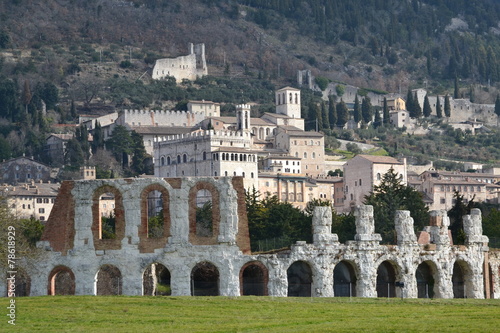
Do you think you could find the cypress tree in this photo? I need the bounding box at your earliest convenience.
[454,76,459,99]
[495,94,500,118]
[328,96,337,129]
[436,96,443,118]
[423,94,432,117]
[373,109,382,128]
[383,97,390,125]
[444,94,451,117]
[413,92,422,118]
[361,97,372,123]
[406,89,414,117]
[353,94,361,123]
[321,101,329,130]
[336,100,348,128]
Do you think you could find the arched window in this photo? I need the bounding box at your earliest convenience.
[203,151,207,160]
[376,261,397,298]
[167,156,171,165]
[177,155,181,164]
[304,152,307,158]
[160,156,165,166]
[183,154,187,163]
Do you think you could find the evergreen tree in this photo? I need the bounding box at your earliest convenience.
[320,101,329,130]
[423,94,432,117]
[106,125,133,168]
[91,121,105,154]
[75,125,90,160]
[454,76,459,99]
[353,94,361,123]
[336,100,348,128]
[406,89,414,116]
[21,79,32,114]
[444,94,451,117]
[383,97,390,125]
[495,94,500,119]
[364,168,429,243]
[131,130,150,175]
[361,97,372,123]
[448,192,474,245]
[436,96,443,118]
[373,109,382,128]
[328,96,337,129]
[70,100,77,119]
[65,138,84,167]
[413,92,422,118]
[469,86,475,103]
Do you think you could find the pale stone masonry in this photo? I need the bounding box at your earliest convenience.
[3,177,498,299]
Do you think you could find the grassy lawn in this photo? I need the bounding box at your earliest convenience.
[5,296,500,332]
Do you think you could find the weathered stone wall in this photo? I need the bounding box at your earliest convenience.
[2,177,498,299]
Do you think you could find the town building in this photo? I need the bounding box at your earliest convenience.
[0,157,57,185]
[0,181,60,221]
[342,155,407,213]
[152,43,207,82]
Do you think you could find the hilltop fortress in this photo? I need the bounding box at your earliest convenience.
[152,43,207,82]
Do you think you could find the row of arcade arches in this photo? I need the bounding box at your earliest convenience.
[8,259,483,298]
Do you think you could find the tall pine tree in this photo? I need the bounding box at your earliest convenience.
[413,92,422,118]
[336,100,348,128]
[328,96,337,129]
[361,97,372,123]
[383,97,390,125]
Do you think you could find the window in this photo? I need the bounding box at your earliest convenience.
[39,208,45,214]
[440,198,445,204]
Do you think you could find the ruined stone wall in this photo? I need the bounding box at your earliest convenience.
[2,177,497,299]
[152,43,207,82]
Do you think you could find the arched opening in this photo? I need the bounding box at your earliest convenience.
[191,262,219,296]
[143,263,171,296]
[452,262,465,298]
[287,261,312,297]
[240,261,268,296]
[334,261,357,297]
[99,192,116,239]
[48,266,75,295]
[96,265,122,295]
[6,268,30,297]
[195,189,213,237]
[416,261,436,298]
[376,261,397,298]
[146,190,164,238]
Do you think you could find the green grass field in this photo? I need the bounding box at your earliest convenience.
[5,296,500,332]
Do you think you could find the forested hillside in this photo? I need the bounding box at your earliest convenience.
[1,0,500,174]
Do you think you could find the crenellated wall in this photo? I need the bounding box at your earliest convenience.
[2,177,497,299]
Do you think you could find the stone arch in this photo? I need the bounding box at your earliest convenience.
[376,261,398,298]
[139,184,171,253]
[452,260,473,298]
[92,185,125,250]
[6,267,30,297]
[143,263,171,296]
[334,260,357,297]
[240,261,268,296]
[287,261,312,297]
[95,264,122,295]
[48,265,75,296]
[191,261,219,296]
[416,260,438,298]
[189,181,220,245]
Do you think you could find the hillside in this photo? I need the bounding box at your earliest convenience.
[2,0,500,171]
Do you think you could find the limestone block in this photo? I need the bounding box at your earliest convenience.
[464,209,489,244]
[354,205,382,242]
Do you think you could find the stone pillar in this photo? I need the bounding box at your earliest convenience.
[170,263,191,296]
[354,205,381,242]
[168,187,190,244]
[312,257,334,297]
[219,259,240,297]
[464,209,489,245]
[394,210,417,246]
[312,206,339,245]
[428,210,451,246]
[267,256,287,297]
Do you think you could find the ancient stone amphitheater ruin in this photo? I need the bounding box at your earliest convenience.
[3,177,499,298]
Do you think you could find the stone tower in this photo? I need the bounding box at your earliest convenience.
[275,87,301,119]
[236,104,251,131]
